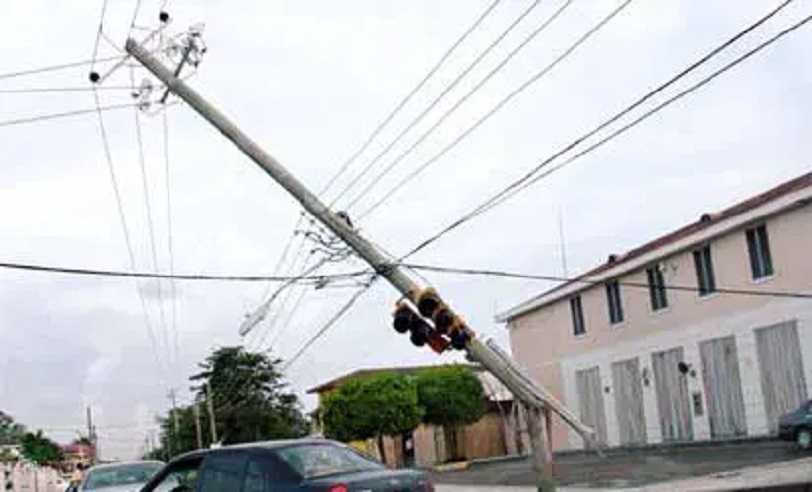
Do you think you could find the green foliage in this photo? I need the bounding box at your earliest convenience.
[321,372,424,444]
[416,365,485,428]
[152,346,309,459]
[0,411,26,446]
[20,430,63,464]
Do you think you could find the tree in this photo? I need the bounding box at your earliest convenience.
[416,365,485,462]
[321,373,424,463]
[0,411,26,446]
[20,430,63,464]
[146,346,308,459]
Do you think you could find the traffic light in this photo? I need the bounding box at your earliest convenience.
[392,302,448,353]
[416,288,471,351]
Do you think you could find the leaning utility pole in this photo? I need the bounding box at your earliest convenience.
[127,38,594,491]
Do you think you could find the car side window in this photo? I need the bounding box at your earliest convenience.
[242,455,296,492]
[242,458,271,492]
[142,457,203,492]
[198,452,248,492]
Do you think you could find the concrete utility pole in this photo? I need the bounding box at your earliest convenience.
[127,38,595,491]
[167,389,180,455]
[85,406,96,465]
[193,401,203,449]
[205,384,217,445]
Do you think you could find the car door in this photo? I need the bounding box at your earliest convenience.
[197,451,249,492]
[141,456,204,492]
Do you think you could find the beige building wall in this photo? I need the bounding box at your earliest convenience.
[506,187,812,451]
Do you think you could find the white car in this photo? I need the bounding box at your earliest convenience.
[78,461,173,492]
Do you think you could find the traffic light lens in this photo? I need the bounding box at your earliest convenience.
[417,294,440,318]
[393,307,414,334]
[435,308,454,333]
[450,330,469,350]
[410,324,429,347]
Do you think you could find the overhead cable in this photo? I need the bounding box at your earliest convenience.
[401,4,808,260]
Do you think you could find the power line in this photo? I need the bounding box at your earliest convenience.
[92,87,167,381]
[0,55,125,81]
[162,103,181,375]
[0,86,135,93]
[283,279,377,371]
[401,4,808,261]
[357,0,633,219]
[402,263,812,299]
[131,66,172,373]
[331,0,530,206]
[344,0,573,212]
[91,0,111,72]
[323,0,502,203]
[0,258,370,282]
[0,101,173,129]
[236,0,506,366]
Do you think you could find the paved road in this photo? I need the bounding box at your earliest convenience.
[432,439,808,489]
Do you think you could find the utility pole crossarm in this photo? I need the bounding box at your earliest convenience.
[126,36,595,488]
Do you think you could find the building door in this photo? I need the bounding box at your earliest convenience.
[652,347,693,441]
[756,320,808,434]
[401,432,416,468]
[700,336,747,438]
[575,366,607,447]
[612,357,647,445]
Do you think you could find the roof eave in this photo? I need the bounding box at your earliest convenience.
[496,182,812,323]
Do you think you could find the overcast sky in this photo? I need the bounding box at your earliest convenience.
[0,0,809,460]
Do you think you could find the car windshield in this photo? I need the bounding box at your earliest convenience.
[276,443,384,479]
[83,463,163,489]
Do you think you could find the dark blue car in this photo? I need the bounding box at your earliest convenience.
[777,399,812,450]
[139,438,434,492]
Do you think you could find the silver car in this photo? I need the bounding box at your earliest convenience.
[78,461,173,492]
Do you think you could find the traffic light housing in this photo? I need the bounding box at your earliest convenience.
[415,288,471,351]
[392,302,448,353]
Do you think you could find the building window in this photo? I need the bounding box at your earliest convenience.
[646,264,668,311]
[693,245,716,296]
[605,280,624,325]
[746,224,773,279]
[570,296,585,336]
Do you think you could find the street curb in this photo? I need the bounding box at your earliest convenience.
[454,437,789,468]
[434,461,471,472]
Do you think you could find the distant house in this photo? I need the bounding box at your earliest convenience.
[307,364,528,467]
[62,442,95,469]
[498,172,812,451]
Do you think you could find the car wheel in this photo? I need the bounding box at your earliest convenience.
[797,428,812,451]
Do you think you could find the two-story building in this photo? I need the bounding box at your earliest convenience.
[497,172,812,451]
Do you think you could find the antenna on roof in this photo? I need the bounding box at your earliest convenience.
[557,208,569,279]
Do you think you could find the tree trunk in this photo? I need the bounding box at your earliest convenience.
[376,435,387,466]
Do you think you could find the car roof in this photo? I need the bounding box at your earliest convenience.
[170,438,339,462]
[87,460,165,471]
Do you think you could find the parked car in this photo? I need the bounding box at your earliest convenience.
[777,399,812,450]
[77,460,167,491]
[140,438,434,492]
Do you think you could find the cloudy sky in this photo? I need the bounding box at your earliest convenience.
[0,0,809,459]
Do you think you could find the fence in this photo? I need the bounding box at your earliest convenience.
[2,463,63,492]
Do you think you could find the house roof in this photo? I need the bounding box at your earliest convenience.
[305,363,482,394]
[496,171,812,322]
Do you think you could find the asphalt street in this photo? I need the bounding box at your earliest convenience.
[432,439,808,489]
